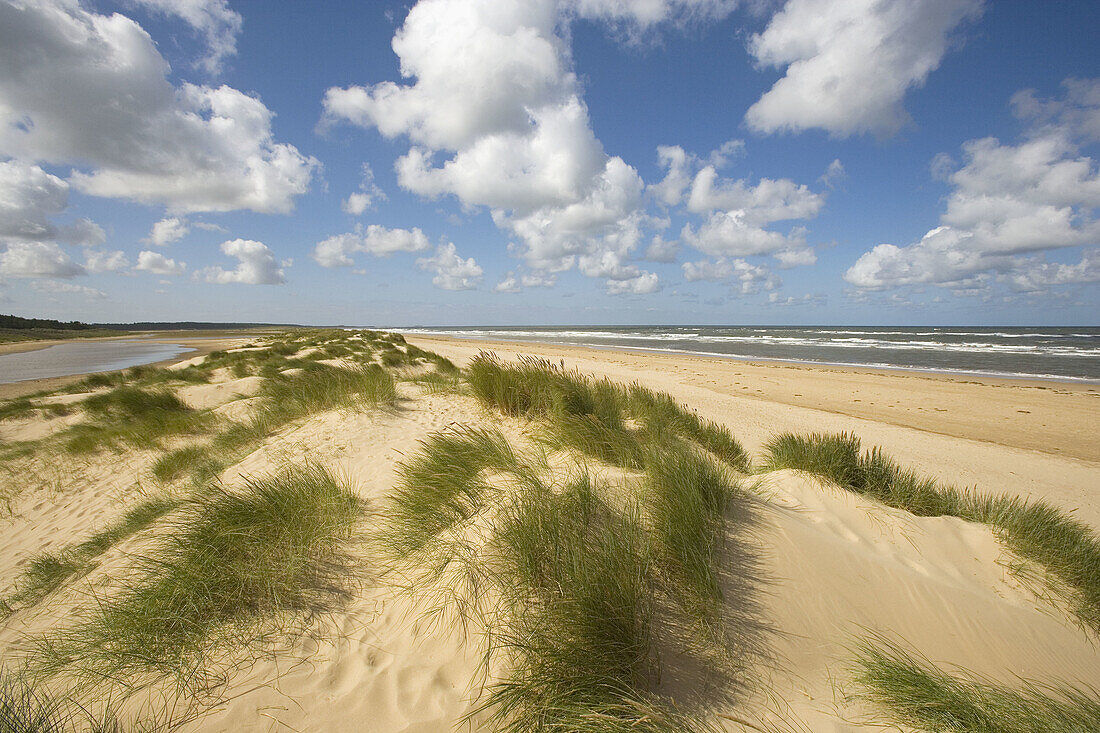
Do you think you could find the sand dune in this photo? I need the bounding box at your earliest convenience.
[0,331,1096,732]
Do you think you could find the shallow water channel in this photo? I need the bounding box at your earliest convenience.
[0,340,195,384]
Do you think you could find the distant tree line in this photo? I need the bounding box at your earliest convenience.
[0,314,101,331]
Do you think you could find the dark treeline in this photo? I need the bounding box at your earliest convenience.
[96,322,307,331]
[0,314,102,331]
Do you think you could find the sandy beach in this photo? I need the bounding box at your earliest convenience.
[0,330,1097,731]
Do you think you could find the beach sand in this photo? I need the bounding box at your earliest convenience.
[0,332,1096,731]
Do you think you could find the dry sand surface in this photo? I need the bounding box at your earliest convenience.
[0,332,1097,732]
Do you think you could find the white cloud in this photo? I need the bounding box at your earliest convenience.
[197,239,286,285]
[0,0,317,214]
[84,249,129,273]
[687,166,825,222]
[135,250,187,276]
[342,193,372,217]
[148,217,189,246]
[644,235,679,263]
[312,225,432,268]
[416,242,483,290]
[30,279,106,299]
[768,291,826,306]
[564,0,739,28]
[494,272,522,293]
[650,146,824,270]
[745,0,983,137]
[322,0,656,291]
[606,271,660,294]
[0,241,86,278]
[129,0,243,74]
[341,163,387,216]
[682,258,733,281]
[845,80,1100,293]
[0,160,103,246]
[681,211,812,262]
[649,145,693,206]
[682,257,778,294]
[522,271,557,288]
[820,158,846,188]
[1008,249,1100,293]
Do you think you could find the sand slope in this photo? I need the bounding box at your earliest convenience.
[0,338,1096,732]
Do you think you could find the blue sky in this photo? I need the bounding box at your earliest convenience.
[1,0,1097,326]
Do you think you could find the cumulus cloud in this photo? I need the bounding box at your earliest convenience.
[644,235,680,263]
[845,80,1100,294]
[564,0,739,29]
[416,242,483,290]
[197,239,286,285]
[312,225,431,268]
[682,257,778,294]
[494,272,522,293]
[745,0,983,137]
[651,145,823,267]
[129,0,242,74]
[31,279,106,299]
[0,0,317,214]
[148,217,189,246]
[135,250,186,276]
[84,249,129,273]
[0,241,86,278]
[681,212,811,261]
[768,291,826,306]
[606,271,660,294]
[322,0,658,292]
[341,164,386,215]
[0,160,103,246]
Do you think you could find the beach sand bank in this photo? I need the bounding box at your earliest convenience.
[0,330,1096,731]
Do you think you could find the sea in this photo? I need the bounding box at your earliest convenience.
[400,326,1100,383]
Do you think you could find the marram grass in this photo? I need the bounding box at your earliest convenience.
[853,638,1100,733]
[763,432,1100,635]
[4,497,182,614]
[383,420,764,733]
[466,352,750,472]
[35,464,365,694]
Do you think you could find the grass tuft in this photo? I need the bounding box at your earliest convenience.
[853,638,1100,733]
[5,497,181,612]
[764,432,1100,635]
[36,464,365,693]
[62,387,212,454]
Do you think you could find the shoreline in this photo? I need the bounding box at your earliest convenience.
[404,333,1100,465]
[398,331,1099,385]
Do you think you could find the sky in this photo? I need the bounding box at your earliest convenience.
[0,0,1098,327]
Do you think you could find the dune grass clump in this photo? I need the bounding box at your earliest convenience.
[36,464,365,692]
[379,428,533,570]
[966,494,1100,636]
[467,353,751,476]
[853,639,1100,733]
[4,497,181,614]
[62,387,213,454]
[764,432,1100,635]
[254,363,397,423]
[0,670,65,732]
[152,361,397,487]
[628,385,750,472]
[643,444,736,623]
[482,477,710,733]
[382,421,764,732]
[761,432,863,487]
